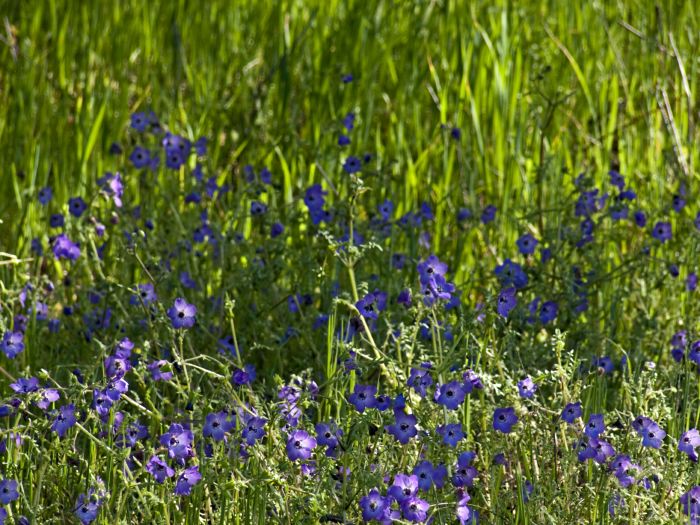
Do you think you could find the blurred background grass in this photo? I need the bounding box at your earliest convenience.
[0,0,697,270]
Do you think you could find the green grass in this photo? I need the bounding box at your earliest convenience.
[2,1,700,523]
[2,0,697,257]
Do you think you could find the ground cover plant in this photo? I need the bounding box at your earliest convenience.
[2,0,700,523]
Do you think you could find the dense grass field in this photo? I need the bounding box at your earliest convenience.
[2,0,700,523]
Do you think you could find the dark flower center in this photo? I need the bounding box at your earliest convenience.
[325,432,331,438]
[294,440,302,449]
[178,311,185,318]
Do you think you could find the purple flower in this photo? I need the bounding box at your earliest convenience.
[98,172,124,207]
[50,213,64,228]
[375,393,392,412]
[386,410,418,444]
[0,479,18,505]
[592,356,614,374]
[68,197,88,217]
[493,407,518,433]
[397,288,412,307]
[497,288,517,317]
[52,234,81,261]
[457,207,472,222]
[51,404,77,437]
[561,402,582,424]
[232,364,256,386]
[681,486,700,519]
[356,290,387,320]
[407,368,433,397]
[10,377,39,394]
[481,205,497,224]
[679,429,700,462]
[359,488,386,521]
[148,360,173,382]
[437,423,464,447]
[316,421,342,455]
[343,156,362,174]
[160,423,194,462]
[417,255,448,284]
[174,466,201,496]
[132,283,158,305]
[401,496,429,522]
[241,414,267,445]
[36,389,60,410]
[412,461,446,492]
[632,416,665,448]
[250,201,268,216]
[517,377,537,399]
[495,259,529,289]
[203,411,234,442]
[304,184,327,212]
[146,455,175,483]
[38,186,52,205]
[348,384,377,413]
[651,221,671,242]
[92,389,114,418]
[673,194,686,212]
[388,474,419,504]
[104,355,130,381]
[452,452,478,487]
[436,381,466,410]
[611,456,649,489]
[271,222,285,238]
[421,274,455,306]
[539,301,558,324]
[167,298,196,329]
[584,414,605,438]
[286,430,317,461]
[457,493,475,524]
[74,489,104,524]
[516,233,538,255]
[463,369,483,391]
[116,421,149,448]
[578,437,615,464]
[130,112,149,132]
